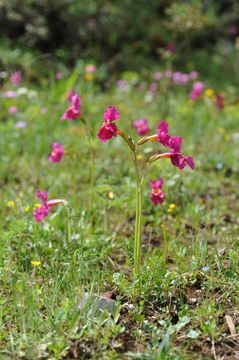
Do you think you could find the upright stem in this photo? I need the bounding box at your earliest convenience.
[134,177,142,277]
[84,123,95,210]
[118,131,143,278]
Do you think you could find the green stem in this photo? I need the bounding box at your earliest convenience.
[134,178,142,277]
[66,205,72,243]
[117,131,143,278]
[84,123,95,210]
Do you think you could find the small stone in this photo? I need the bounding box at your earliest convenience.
[79,293,118,315]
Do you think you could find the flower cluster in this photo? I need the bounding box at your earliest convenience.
[153,70,198,84]
[157,120,195,170]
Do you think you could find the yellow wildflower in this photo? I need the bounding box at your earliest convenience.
[169,203,176,210]
[204,88,215,98]
[7,200,15,207]
[24,206,30,212]
[31,260,41,267]
[108,192,114,200]
[168,203,176,213]
[137,154,143,160]
[34,203,41,209]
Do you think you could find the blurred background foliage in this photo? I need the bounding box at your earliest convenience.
[0,0,238,75]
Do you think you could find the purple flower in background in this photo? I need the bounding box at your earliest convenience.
[153,72,162,80]
[189,71,199,80]
[134,118,150,136]
[2,91,18,98]
[117,80,126,90]
[15,121,26,129]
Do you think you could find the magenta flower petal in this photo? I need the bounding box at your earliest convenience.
[48,143,64,163]
[168,136,182,153]
[34,204,50,222]
[190,81,204,100]
[98,106,120,142]
[97,124,117,142]
[170,154,195,170]
[61,94,81,120]
[157,120,170,146]
[104,106,120,122]
[185,156,195,169]
[36,191,48,203]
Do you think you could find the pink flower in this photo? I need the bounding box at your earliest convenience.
[157,121,195,170]
[97,106,120,142]
[61,94,81,120]
[153,72,162,80]
[8,106,18,114]
[149,82,157,93]
[34,191,64,222]
[215,95,224,109]
[10,71,22,86]
[172,72,189,85]
[190,81,204,100]
[48,143,64,163]
[189,71,199,80]
[164,70,173,78]
[116,80,126,90]
[85,64,96,73]
[149,179,165,205]
[134,118,150,136]
[55,72,64,80]
[34,191,50,222]
[40,107,48,113]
